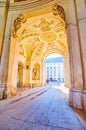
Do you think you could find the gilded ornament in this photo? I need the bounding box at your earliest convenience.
[53,4,65,20]
[40,31,57,42]
[12,14,27,38]
[53,4,67,28]
[33,18,54,32]
[32,63,40,80]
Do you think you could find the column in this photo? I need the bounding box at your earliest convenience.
[0,35,11,98]
[75,0,86,112]
[23,63,30,88]
[64,56,70,87]
[0,0,10,59]
[0,6,12,98]
[67,0,83,109]
[41,60,46,86]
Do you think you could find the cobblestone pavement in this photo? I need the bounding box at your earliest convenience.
[0,85,85,130]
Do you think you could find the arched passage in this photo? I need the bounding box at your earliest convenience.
[0,0,85,112]
[4,3,69,97]
[45,53,64,84]
[42,49,70,87]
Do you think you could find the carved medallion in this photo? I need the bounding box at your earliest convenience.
[33,18,54,32]
[40,31,57,42]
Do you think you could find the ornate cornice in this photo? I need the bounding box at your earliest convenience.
[9,0,55,11]
[0,1,7,7]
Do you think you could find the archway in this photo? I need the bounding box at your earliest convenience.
[0,0,85,112]
[42,49,69,88]
[45,53,64,85]
[5,4,70,97]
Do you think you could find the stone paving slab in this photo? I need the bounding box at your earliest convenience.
[0,86,84,130]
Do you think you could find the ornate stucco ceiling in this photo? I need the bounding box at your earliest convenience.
[12,5,68,59]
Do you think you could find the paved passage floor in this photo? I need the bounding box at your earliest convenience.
[0,85,85,130]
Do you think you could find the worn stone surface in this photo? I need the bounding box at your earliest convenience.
[0,85,84,130]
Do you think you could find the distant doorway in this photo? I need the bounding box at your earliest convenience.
[46,53,64,85]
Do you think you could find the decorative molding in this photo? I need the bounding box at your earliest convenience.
[53,4,65,20]
[12,14,27,38]
[67,23,77,27]
[0,2,7,7]
[9,0,54,11]
[79,16,86,22]
[52,3,67,28]
[20,32,40,41]
[32,63,40,80]
[40,31,57,42]
[33,18,54,32]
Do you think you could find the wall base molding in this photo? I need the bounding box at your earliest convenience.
[0,83,17,99]
[82,90,86,113]
[69,88,83,109]
[69,89,86,113]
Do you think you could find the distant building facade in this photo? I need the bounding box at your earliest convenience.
[46,57,64,82]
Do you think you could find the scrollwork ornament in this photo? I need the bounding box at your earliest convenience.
[12,14,27,38]
[53,4,65,22]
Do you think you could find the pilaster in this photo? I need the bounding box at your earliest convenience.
[67,0,83,109]
[42,60,46,86]
[64,56,70,87]
[0,9,12,99]
[75,0,86,112]
[0,0,10,59]
[23,61,30,88]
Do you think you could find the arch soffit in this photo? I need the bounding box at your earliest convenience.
[12,4,66,40]
[11,4,67,59]
[42,48,65,63]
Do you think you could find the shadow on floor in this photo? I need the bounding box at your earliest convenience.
[71,107,86,130]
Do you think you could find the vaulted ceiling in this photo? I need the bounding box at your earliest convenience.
[12,5,68,59]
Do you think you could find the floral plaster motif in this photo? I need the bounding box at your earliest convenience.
[32,63,40,80]
[33,18,54,32]
[12,14,26,38]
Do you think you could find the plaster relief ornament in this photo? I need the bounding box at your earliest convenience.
[40,31,57,42]
[53,4,66,28]
[33,18,54,32]
[19,45,24,56]
[32,63,40,80]
[35,43,44,57]
[12,14,27,38]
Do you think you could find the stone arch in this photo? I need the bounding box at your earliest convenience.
[0,0,85,112]
[42,49,65,62]
[9,3,68,89]
[41,48,70,87]
[7,3,69,94]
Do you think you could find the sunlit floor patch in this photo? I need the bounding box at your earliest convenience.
[52,84,69,95]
